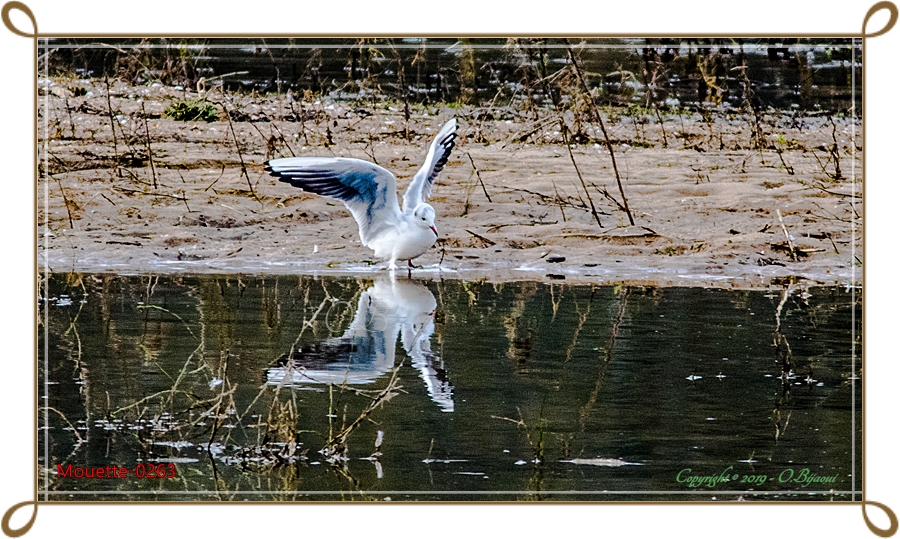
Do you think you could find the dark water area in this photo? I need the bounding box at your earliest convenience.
[44,38,861,114]
[39,274,861,501]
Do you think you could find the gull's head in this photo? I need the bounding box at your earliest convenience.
[413,203,438,236]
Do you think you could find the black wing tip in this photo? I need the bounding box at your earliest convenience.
[268,169,361,200]
[441,133,457,157]
[265,165,301,187]
[441,124,458,149]
[264,162,294,183]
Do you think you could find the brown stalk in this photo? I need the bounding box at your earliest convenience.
[64,96,76,139]
[465,152,492,203]
[828,116,843,180]
[560,121,602,230]
[113,186,187,201]
[104,77,121,178]
[204,164,227,192]
[141,102,158,189]
[552,180,567,222]
[465,229,496,246]
[211,97,263,206]
[564,40,634,226]
[54,176,75,229]
[776,209,797,261]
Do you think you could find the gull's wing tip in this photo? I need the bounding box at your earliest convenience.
[443,117,458,134]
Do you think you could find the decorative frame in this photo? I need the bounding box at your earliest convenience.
[2,1,897,536]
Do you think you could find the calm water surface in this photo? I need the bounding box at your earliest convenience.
[47,38,861,112]
[39,274,861,501]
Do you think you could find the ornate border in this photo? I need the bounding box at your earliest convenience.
[2,1,897,536]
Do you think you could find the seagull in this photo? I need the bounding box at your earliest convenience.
[265,118,458,271]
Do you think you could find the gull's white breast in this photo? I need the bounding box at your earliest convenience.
[370,220,437,262]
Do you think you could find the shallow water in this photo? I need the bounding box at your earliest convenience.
[39,274,861,501]
[47,38,861,112]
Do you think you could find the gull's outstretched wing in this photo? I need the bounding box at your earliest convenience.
[402,316,454,413]
[402,118,458,213]
[265,157,403,246]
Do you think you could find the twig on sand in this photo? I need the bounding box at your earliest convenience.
[776,209,797,261]
[99,192,116,206]
[104,77,121,178]
[486,221,557,233]
[588,181,630,216]
[803,179,860,199]
[208,97,263,206]
[828,116,843,180]
[559,121,602,230]
[473,87,502,143]
[775,148,795,175]
[287,90,310,146]
[552,180,566,222]
[141,102,158,189]
[823,232,840,255]
[270,122,296,157]
[180,189,191,212]
[55,177,75,229]
[113,185,187,201]
[466,229,496,246]
[501,118,558,148]
[204,164,227,192]
[117,166,148,187]
[465,152,492,203]
[564,40,634,226]
[497,185,592,214]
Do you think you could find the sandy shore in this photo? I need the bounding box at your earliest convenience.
[39,80,862,288]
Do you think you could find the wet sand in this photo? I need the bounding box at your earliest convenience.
[39,80,862,288]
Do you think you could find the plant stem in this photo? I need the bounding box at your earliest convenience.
[104,77,121,178]
[560,121,602,230]
[212,97,263,206]
[141,102,158,189]
[776,209,797,261]
[466,152,492,203]
[564,40,634,225]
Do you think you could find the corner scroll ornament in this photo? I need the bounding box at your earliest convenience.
[1,1,35,38]
[860,2,899,534]
[1,2,38,536]
[0,0,898,537]
[1,501,37,538]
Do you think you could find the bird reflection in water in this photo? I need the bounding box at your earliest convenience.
[267,276,454,412]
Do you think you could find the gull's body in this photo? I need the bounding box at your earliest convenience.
[265,119,458,270]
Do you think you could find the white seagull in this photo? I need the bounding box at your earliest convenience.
[265,118,458,271]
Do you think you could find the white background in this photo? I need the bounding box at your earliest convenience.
[1,0,896,537]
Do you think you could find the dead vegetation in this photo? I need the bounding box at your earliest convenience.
[38,39,861,285]
[41,275,407,498]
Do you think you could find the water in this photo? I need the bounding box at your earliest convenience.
[39,274,861,501]
[45,38,861,113]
